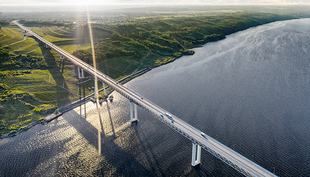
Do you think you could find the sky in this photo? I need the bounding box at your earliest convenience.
[1,0,310,5]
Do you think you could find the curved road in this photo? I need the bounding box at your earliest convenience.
[0,30,7,39]
[13,20,276,177]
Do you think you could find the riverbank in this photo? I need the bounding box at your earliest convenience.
[0,67,151,138]
[73,11,310,79]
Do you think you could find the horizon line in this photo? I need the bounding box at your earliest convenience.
[1,2,310,6]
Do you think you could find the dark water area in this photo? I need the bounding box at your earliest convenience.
[2,19,310,177]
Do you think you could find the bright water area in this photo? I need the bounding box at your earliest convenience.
[1,18,310,177]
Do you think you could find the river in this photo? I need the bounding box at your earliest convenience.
[1,18,310,177]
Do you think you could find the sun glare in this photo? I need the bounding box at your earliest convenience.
[62,0,116,5]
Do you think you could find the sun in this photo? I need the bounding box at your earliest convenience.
[64,0,115,5]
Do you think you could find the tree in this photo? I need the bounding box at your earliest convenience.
[0,24,1,30]
[0,48,9,58]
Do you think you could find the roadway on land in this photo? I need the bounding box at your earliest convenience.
[13,20,276,177]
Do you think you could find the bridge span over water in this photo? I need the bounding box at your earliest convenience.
[13,20,276,177]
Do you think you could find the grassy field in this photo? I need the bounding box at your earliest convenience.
[0,25,91,57]
[0,68,92,135]
[0,31,4,37]
[43,26,75,38]
[31,27,45,36]
[3,37,37,51]
[0,27,25,47]
[0,24,96,135]
[0,28,15,41]
[0,62,96,135]
[58,44,91,54]
[15,43,42,55]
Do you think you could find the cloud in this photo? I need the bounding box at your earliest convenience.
[1,0,310,4]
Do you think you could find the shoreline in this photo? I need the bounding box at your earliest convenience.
[0,67,151,139]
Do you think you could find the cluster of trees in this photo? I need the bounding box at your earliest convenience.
[0,19,9,26]
[98,32,149,59]
[0,49,47,72]
[19,20,73,28]
[0,48,9,58]
[0,70,31,79]
[73,12,295,69]
[0,83,11,102]
[72,50,92,64]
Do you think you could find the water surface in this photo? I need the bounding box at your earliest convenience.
[1,18,310,177]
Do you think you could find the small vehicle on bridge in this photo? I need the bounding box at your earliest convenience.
[201,132,207,139]
[165,112,174,123]
[165,112,172,118]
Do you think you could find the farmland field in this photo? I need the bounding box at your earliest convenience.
[0,24,96,135]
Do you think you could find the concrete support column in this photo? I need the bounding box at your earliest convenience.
[130,101,133,121]
[78,67,85,79]
[130,101,138,122]
[78,67,81,78]
[134,104,138,121]
[102,81,107,96]
[191,143,201,166]
[81,68,84,78]
[60,55,65,60]
[94,78,98,100]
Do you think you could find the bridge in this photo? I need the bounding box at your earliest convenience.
[13,20,277,177]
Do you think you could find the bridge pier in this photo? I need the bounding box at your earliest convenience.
[130,101,138,122]
[59,55,65,73]
[102,81,107,96]
[77,67,85,79]
[191,143,201,166]
[94,78,98,100]
[60,54,66,60]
